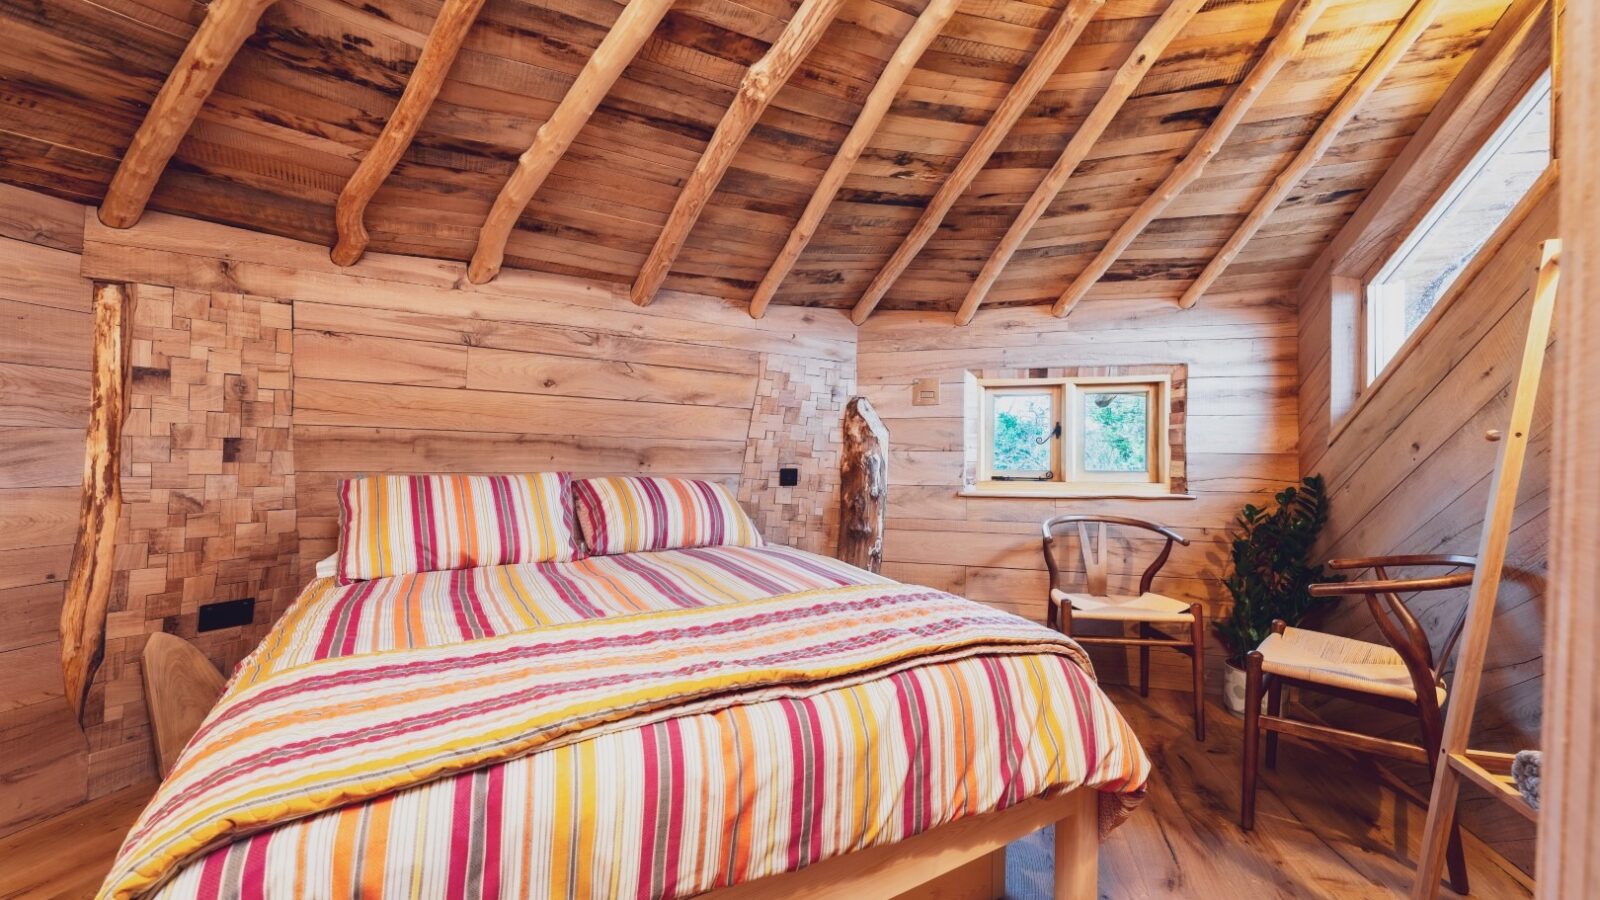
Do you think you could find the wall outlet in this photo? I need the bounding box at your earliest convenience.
[198,598,255,632]
[912,378,941,406]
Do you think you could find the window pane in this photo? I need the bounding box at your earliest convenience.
[1369,72,1551,375]
[1082,391,1149,473]
[991,392,1053,473]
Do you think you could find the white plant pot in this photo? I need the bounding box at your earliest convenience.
[1222,662,1271,717]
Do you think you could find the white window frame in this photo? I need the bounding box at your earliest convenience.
[969,374,1171,498]
[1363,70,1553,386]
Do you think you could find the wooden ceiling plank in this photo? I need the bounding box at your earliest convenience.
[331,0,490,267]
[466,0,678,285]
[630,0,850,307]
[953,0,1205,326]
[1050,0,1332,319]
[747,0,963,319]
[97,0,280,228]
[1176,0,1445,310]
[848,0,1104,326]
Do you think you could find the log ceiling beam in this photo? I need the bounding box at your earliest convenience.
[848,0,1103,326]
[748,0,962,319]
[631,0,849,307]
[331,0,490,267]
[1050,0,1331,319]
[953,0,1204,326]
[98,0,280,229]
[1176,0,1444,310]
[60,282,134,723]
[467,0,678,285]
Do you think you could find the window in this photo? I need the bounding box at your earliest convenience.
[1365,71,1552,382]
[966,369,1181,497]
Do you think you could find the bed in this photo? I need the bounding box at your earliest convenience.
[98,475,1149,900]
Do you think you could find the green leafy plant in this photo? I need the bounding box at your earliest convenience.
[1213,475,1342,664]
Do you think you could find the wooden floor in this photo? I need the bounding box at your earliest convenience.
[0,688,1532,899]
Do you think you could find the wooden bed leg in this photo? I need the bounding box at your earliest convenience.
[1053,789,1099,900]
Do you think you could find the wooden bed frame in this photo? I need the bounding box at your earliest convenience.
[142,633,1102,900]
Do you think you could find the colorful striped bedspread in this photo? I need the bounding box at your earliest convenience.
[110,545,1148,900]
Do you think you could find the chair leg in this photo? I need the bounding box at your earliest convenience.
[1189,604,1205,742]
[1264,676,1281,770]
[1240,651,1264,830]
[1139,641,1150,698]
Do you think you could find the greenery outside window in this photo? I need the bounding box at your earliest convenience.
[966,369,1181,498]
[1364,70,1552,384]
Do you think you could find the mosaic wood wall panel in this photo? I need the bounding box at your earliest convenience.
[87,286,298,794]
[738,353,853,556]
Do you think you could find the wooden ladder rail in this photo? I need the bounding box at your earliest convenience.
[1411,239,1560,898]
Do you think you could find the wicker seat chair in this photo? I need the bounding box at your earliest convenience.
[1042,514,1204,741]
[1239,554,1477,895]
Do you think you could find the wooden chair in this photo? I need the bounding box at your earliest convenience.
[1239,554,1477,894]
[1042,514,1204,741]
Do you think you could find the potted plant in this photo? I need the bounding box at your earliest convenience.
[1213,475,1341,716]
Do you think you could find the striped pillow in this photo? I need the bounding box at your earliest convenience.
[572,477,763,555]
[336,474,579,583]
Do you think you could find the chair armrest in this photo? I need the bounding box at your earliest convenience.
[1324,554,1476,571]
[1309,570,1475,597]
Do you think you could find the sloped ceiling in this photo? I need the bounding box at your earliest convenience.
[0,0,1510,314]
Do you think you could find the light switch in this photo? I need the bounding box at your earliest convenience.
[912,378,941,407]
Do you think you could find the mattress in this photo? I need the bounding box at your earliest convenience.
[126,545,1148,900]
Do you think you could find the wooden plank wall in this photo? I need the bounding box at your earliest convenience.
[855,291,1300,689]
[72,206,856,785]
[0,184,93,835]
[1295,178,1555,871]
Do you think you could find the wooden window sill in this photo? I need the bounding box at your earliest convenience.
[958,485,1195,501]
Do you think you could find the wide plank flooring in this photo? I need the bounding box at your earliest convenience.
[0,689,1533,899]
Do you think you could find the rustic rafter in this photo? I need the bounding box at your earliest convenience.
[748,0,962,319]
[953,0,1204,326]
[467,0,678,285]
[1177,0,1444,309]
[1051,0,1331,318]
[631,0,849,307]
[848,0,1104,326]
[98,0,280,229]
[331,0,490,267]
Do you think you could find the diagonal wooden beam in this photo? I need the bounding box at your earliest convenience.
[332,0,490,267]
[1051,0,1331,318]
[631,0,849,307]
[467,0,678,285]
[747,0,962,319]
[849,0,1104,326]
[1176,0,1444,310]
[953,0,1204,326]
[98,0,280,228]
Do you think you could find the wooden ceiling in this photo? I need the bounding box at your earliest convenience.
[0,0,1513,319]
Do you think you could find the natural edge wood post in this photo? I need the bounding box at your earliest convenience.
[98,0,280,229]
[631,0,849,307]
[467,0,678,285]
[748,0,962,319]
[1051,0,1330,318]
[60,281,134,723]
[837,396,888,573]
[1541,5,1600,890]
[850,0,1104,325]
[1176,0,1444,310]
[955,0,1205,326]
[332,0,490,267]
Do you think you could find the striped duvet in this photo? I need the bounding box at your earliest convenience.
[116,545,1148,900]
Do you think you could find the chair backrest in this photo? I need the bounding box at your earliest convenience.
[1041,514,1188,599]
[1309,554,1477,709]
